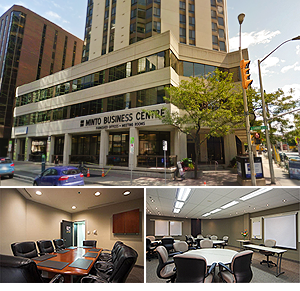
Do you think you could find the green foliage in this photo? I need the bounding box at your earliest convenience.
[144,69,245,178]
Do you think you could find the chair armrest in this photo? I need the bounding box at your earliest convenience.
[206,262,217,276]
[49,274,64,283]
[80,274,108,283]
[168,251,182,257]
[218,262,232,274]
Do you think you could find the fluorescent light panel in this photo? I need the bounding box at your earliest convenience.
[240,188,273,201]
[175,201,184,209]
[202,213,211,217]
[221,200,239,209]
[210,208,222,214]
[173,208,181,213]
[177,188,191,201]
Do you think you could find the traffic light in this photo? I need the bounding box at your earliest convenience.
[240,59,253,89]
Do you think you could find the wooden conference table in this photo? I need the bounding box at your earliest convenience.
[32,246,102,282]
[243,244,287,277]
[186,249,238,266]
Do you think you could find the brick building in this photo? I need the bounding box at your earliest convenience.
[0,5,83,155]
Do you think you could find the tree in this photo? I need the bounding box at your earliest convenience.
[145,69,245,179]
[247,87,299,145]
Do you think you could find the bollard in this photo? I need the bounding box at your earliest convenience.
[102,168,105,177]
[87,168,90,177]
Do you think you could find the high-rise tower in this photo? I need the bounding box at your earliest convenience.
[82,0,228,62]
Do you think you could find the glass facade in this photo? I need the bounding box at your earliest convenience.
[130,0,161,45]
[0,11,26,131]
[82,0,93,62]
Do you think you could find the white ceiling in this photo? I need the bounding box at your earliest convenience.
[146,187,300,219]
[18,188,144,213]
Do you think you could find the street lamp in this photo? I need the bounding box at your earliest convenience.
[258,35,300,184]
[238,13,257,186]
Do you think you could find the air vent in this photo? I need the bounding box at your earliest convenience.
[88,202,116,210]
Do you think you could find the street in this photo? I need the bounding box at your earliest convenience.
[1,153,299,187]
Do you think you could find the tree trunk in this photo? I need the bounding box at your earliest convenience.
[193,135,200,179]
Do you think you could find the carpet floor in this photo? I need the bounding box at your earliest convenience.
[146,246,300,283]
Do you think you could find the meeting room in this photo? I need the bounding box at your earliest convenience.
[146,187,300,283]
[0,187,144,283]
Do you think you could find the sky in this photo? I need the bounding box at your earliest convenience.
[0,0,299,101]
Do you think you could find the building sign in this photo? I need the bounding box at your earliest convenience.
[80,108,165,130]
[14,126,28,135]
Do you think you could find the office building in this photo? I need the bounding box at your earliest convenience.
[146,187,300,283]
[12,0,247,171]
[0,5,83,156]
[82,0,229,62]
[0,188,144,283]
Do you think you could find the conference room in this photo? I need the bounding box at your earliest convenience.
[0,187,144,283]
[146,187,300,283]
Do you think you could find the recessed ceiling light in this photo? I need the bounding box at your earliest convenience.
[123,190,131,196]
[72,206,77,209]
[95,192,101,196]
[282,199,287,203]
[36,191,42,195]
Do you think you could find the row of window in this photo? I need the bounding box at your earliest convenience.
[16,50,169,106]
[16,49,241,108]
[14,85,168,127]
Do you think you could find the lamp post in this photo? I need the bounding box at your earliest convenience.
[238,13,256,186]
[258,35,300,184]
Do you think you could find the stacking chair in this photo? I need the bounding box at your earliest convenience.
[200,240,213,248]
[161,237,175,253]
[222,236,229,248]
[174,252,216,283]
[173,241,189,255]
[259,239,277,267]
[197,234,204,239]
[11,241,39,258]
[0,254,64,283]
[83,240,97,248]
[218,250,253,283]
[210,235,218,240]
[53,239,65,251]
[156,246,176,282]
[185,235,197,249]
[36,240,54,255]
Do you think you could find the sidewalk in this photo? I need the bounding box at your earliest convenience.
[13,156,300,187]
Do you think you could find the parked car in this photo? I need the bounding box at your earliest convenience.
[33,166,84,186]
[0,157,14,179]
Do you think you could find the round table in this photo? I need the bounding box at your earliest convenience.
[186,249,238,266]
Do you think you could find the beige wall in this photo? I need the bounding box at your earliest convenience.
[0,189,71,256]
[202,203,300,262]
[146,215,191,241]
[72,198,144,266]
[0,190,144,266]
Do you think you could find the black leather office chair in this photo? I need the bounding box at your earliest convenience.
[11,241,38,258]
[174,252,216,283]
[98,241,123,262]
[161,237,175,253]
[37,240,54,255]
[185,235,197,249]
[53,239,65,251]
[156,246,176,282]
[83,240,97,248]
[81,244,138,283]
[146,238,157,261]
[259,239,277,267]
[218,250,253,283]
[0,254,64,283]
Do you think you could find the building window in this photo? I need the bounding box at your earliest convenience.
[36,24,47,80]
[218,17,224,26]
[179,1,186,10]
[180,14,186,24]
[219,41,226,51]
[61,36,68,70]
[212,22,218,32]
